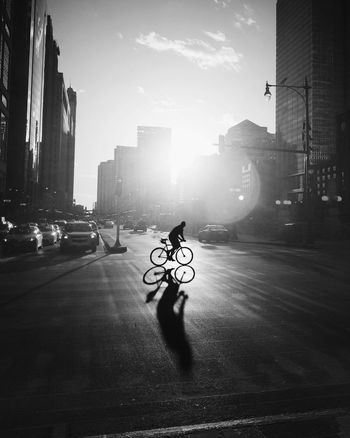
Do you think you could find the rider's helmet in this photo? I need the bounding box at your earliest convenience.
[181,221,186,227]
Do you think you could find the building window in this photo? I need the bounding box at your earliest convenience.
[5,0,12,19]
[0,112,7,161]
[2,41,9,89]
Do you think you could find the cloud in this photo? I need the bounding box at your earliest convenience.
[116,32,124,40]
[137,86,145,94]
[234,3,260,30]
[213,0,231,7]
[135,32,242,71]
[204,30,228,42]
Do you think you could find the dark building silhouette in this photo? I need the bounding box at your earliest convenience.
[6,0,47,212]
[0,0,12,205]
[96,159,115,216]
[40,15,76,213]
[276,0,350,204]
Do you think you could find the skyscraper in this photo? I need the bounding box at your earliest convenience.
[96,160,115,216]
[0,0,12,203]
[276,0,350,201]
[6,0,47,209]
[41,15,77,213]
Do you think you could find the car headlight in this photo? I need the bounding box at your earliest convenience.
[51,232,56,236]
[63,234,69,239]
[90,233,96,238]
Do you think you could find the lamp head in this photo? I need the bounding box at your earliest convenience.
[264,81,272,100]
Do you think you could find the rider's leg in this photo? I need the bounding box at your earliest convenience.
[169,239,180,260]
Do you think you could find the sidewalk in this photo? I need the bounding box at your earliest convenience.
[236,232,350,252]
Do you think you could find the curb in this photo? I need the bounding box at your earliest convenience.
[100,233,127,254]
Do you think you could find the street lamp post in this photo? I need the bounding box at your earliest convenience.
[264,76,313,243]
[112,176,127,253]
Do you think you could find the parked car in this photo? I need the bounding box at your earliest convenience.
[123,221,134,230]
[104,220,114,229]
[2,224,43,255]
[88,221,100,244]
[198,224,229,243]
[0,221,14,241]
[134,220,147,232]
[60,221,97,253]
[39,224,58,245]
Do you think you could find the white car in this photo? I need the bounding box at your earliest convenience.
[2,225,43,255]
[39,224,58,245]
[60,221,98,253]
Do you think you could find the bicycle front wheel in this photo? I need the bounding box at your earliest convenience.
[143,266,166,285]
[150,247,167,266]
[175,246,193,265]
[174,265,195,284]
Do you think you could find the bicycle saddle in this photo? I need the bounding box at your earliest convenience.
[160,238,168,244]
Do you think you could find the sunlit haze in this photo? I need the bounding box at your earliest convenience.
[46,0,276,208]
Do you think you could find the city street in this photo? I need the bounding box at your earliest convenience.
[1,228,350,437]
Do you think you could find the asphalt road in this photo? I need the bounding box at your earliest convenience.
[1,228,350,437]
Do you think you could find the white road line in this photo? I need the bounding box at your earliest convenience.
[83,408,349,438]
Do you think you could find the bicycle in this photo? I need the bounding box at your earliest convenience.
[143,265,195,286]
[150,238,193,266]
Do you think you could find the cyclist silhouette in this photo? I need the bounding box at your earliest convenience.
[168,221,186,261]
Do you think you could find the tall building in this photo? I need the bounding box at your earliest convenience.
[0,0,12,205]
[96,160,115,216]
[276,0,350,202]
[6,0,47,211]
[114,145,139,215]
[40,15,76,213]
[223,120,277,209]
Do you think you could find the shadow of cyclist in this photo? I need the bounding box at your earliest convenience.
[156,274,193,374]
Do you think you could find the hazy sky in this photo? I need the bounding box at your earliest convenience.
[46,0,276,208]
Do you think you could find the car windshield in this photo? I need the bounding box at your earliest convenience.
[213,225,226,230]
[65,223,92,232]
[9,226,33,235]
[40,225,53,231]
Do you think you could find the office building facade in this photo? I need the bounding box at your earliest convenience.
[276,0,350,202]
[96,160,115,216]
[0,0,12,204]
[6,0,47,212]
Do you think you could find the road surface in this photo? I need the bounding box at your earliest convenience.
[0,227,350,437]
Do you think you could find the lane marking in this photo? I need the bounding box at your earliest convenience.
[83,408,349,438]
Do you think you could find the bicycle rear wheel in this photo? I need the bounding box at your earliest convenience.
[175,246,193,265]
[174,265,195,283]
[143,266,166,285]
[150,247,167,266]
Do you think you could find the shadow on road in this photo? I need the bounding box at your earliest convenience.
[0,253,110,308]
[0,244,109,274]
[156,279,193,374]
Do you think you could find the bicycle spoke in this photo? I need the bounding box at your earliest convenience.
[174,265,195,283]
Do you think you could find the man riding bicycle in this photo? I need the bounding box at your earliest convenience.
[168,221,186,261]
